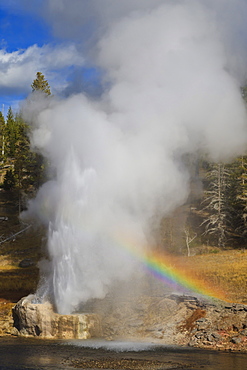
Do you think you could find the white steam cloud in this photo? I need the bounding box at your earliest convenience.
[23,1,247,314]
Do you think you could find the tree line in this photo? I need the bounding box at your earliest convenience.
[0,72,50,207]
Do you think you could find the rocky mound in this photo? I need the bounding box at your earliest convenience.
[3,293,247,352]
[12,295,102,339]
[178,297,247,351]
[91,293,247,352]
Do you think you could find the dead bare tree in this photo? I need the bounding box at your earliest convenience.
[201,163,230,248]
[184,228,197,256]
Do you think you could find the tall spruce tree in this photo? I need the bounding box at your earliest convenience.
[0,111,5,160]
[27,72,51,189]
[29,72,50,188]
[31,72,51,95]
[4,107,17,158]
[14,114,45,194]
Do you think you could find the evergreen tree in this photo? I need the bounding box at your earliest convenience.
[0,111,5,160]
[14,114,30,189]
[4,107,17,158]
[31,72,51,95]
[3,169,15,190]
[14,114,45,197]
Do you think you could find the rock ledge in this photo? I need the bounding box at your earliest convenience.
[12,295,102,339]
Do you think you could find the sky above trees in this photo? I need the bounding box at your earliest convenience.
[1,0,247,113]
[0,0,92,110]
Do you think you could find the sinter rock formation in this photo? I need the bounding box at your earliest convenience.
[11,294,247,351]
[12,295,102,339]
[81,293,247,351]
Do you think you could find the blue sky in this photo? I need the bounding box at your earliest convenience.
[0,2,49,110]
[0,3,51,52]
[1,0,247,116]
[0,0,103,113]
[0,0,170,114]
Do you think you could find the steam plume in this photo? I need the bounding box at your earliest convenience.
[23,1,247,314]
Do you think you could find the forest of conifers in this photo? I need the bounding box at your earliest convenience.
[1,73,247,251]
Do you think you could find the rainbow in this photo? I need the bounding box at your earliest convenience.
[142,250,226,301]
[117,234,227,302]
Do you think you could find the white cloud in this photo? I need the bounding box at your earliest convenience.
[0,43,84,96]
[22,0,247,83]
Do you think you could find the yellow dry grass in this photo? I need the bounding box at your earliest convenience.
[0,224,42,300]
[0,268,39,293]
[0,247,247,304]
[173,250,247,304]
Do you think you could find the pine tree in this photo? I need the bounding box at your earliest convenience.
[31,72,51,95]
[14,114,45,196]
[14,115,30,188]
[0,111,5,161]
[3,169,15,190]
[4,107,17,159]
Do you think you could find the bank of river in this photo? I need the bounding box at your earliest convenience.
[0,337,247,370]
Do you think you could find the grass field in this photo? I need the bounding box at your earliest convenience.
[172,249,247,304]
[0,190,42,302]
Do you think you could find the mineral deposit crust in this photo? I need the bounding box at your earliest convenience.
[12,295,102,339]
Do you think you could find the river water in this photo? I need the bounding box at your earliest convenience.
[0,337,246,370]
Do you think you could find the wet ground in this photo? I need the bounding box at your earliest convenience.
[0,337,247,370]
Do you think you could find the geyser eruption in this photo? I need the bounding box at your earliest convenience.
[22,1,247,314]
